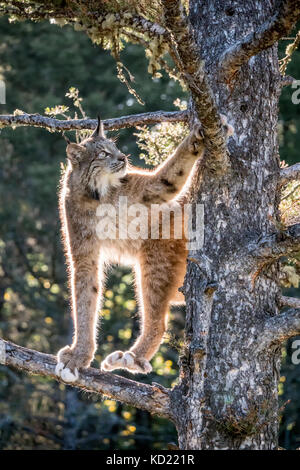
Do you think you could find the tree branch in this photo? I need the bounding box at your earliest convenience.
[220,0,300,83]
[0,110,188,133]
[249,223,300,260]
[0,2,167,41]
[279,295,300,309]
[112,12,166,39]
[281,75,296,87]
[0,338,174,421]
[279,163,300,186]
[255,308,300,352]
[162,0,228,171]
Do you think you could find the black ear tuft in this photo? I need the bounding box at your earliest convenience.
[91,115,105,138]
[92,115,101,137]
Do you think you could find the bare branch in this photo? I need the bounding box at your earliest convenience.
[279,295,300,309]
[281,75,296,86]
[220,0,300,83]
[280,182,300,202]
[117,13,166,39]
[162,0,228,171]
[0,338,173,421]
[0,2,167,41]
[0,110,188,133]
[279,163,300,186]
[249,223,300,260]
[255,309,300,352]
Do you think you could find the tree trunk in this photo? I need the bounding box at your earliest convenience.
[174,0,282,449]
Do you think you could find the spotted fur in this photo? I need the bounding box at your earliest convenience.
[55,123,215,380]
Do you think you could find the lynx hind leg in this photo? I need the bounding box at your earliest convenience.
[101,243,184,375]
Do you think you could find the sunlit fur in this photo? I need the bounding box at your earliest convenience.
[56,121,230,379]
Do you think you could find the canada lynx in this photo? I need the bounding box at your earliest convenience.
[55,116,233,382]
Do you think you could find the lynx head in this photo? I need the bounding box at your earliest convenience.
[65,116,128,198]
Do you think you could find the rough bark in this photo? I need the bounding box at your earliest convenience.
[220,0,300,83]
[279,295,300,309]
[254,309,300,352]
[162,0,229,169]
[248,223,300,260]
[281,75,296,87]
[0,3,167,41]
[171,0,297,450]
[280,162,300,185]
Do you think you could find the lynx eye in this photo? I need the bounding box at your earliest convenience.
[98,151,108,159]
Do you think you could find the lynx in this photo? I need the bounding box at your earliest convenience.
[55,116,233,382]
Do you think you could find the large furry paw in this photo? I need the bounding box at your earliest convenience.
[187,123,204,155]
[55,345,94,383]
[101,351,152,375]
[220,114,234,138]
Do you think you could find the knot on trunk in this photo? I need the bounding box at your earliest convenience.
[205,401,270,439]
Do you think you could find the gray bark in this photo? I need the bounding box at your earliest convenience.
[0,110,188,132]
[220,0,300,83]
[280,296,300,309]
[171,0,296,450]
[280,162,300,185]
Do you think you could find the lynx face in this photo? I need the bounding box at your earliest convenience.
[66,136,128,197]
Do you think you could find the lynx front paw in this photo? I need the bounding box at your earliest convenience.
[55,345,94,383]
[101,351,152,374]
[55,360,79,383]
[188,124,204,155]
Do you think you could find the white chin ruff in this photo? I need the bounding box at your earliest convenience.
[93,168,125,197]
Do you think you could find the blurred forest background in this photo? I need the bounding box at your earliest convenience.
[0,18,299,450]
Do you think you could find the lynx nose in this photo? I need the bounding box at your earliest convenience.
[118,155,126,162]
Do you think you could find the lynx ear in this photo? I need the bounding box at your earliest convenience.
[66,143,85,165]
